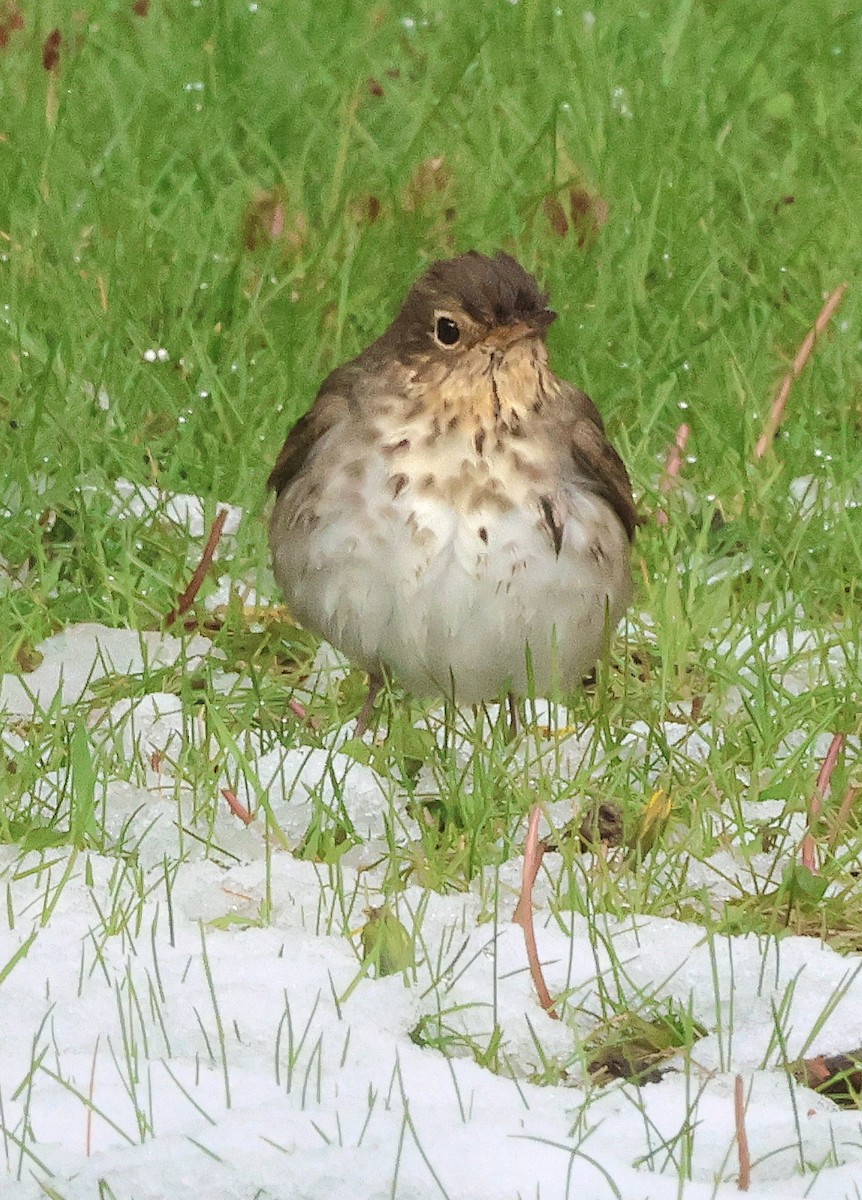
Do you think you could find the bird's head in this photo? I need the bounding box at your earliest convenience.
[385,251,557,367]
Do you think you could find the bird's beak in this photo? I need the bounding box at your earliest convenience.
[483,310,557,351]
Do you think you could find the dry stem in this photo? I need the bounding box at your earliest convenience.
[801,732,845,873]
[656,422,691,525]
[830,784,862,850]
[222,787,254,826]
[513,805,558,1018]
[86,1036,100,1157]
[734,1074,751,1190]
[755,283,848,459]
[165,506,229,625]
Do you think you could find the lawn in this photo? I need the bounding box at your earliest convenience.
[1,1,861,1197]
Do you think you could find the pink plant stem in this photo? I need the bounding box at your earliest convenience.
[656,422,691,525]
[513,805,558,1018]
[755,283,848,460]
[269,202,285,239]
[734,1074,751,1191]
[222,787,254,826]
[832,785,862,848]
[166,506,229,625]
[801,733,845,873]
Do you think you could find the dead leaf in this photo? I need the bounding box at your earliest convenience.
[586,1012,697,1086]
[0,1,24,50]
[540,801,625,855]
[15,642,43,673]
[402,155,450,212]
[543,195,569,237]
[42,27,61,71]
[360,904,414,976]
[243,187,308,256]
[349,194,383,226]
[579,800,625,849]
[796,1050,862,1108]
[569,184,609,246]
[627,789,673,859]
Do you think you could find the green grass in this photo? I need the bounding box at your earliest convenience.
[1,0,861,1101]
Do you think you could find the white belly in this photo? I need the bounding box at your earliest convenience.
[270,447,631,703]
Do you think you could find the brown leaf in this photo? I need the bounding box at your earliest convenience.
[42,27,61,72]
[569,184,609,247]
[586,1013,692,1086]
[349,193,383,226]
[543,195,569,237]
[797,1050,862,1108]
[367,76,384,97]
[243,187,307,256]
[402,155,450,212]
[15,642,43,673]
[132,0,150,14]
[243,186,285,249]
[0,1,24,50]
[579,800,625,849]
[539,801,625,856]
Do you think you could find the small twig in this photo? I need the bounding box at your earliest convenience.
[86,1036,100,1157]
[513,805,558,1019]
[656,423,690,525]
[830,784,862,851]
[660,424,691,492]
[165,506,229,625]
[734,1074,751,1191]
[801,733,845,873]
[288,697,309,722]
[222,787,254,826]
[755,283,848,460]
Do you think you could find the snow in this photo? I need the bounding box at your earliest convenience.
[3,828,862,1198]
[0,623,213,715]
[2,487,861,1197]
[111,478,244,541]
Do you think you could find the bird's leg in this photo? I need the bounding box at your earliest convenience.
[437,672,458,757]
[507,692,520,740]
[354,673,383,738]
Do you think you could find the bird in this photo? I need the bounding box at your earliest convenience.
[268,251,637,733]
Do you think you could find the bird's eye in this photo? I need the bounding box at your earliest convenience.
[434,315,461,347]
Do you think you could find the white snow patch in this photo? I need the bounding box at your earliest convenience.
[226,744,401,844]
[2,603,862,1200]
[112,477,243,539]
[0,623,214,715]
[2,858,862,1199]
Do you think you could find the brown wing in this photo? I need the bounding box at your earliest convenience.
[267,379,350,497]
[559,384,640,541]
